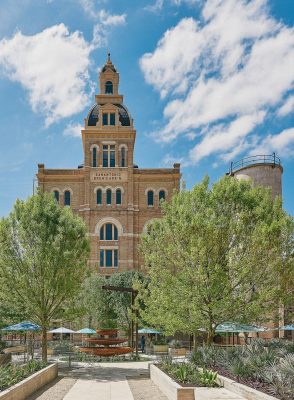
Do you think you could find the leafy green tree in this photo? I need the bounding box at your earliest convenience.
[78,274,116,329]
[0,192,90,361]
[139,176,294,344]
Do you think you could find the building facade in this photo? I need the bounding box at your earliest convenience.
[37,55,181,275]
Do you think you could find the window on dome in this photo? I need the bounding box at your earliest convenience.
[159,190,166,202]
[53,190,59,203]
[100,223,118,240]
[105,81,113,94]
[147,190,154,206]
[116,189,122,205]
[96,189,102,205]
[110,113,115,126]
[106,189,112,205]
[103,113,108,125]
[64,190,71,206]
[92,147,97,167]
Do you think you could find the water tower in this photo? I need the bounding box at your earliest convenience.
[228,153,283,198]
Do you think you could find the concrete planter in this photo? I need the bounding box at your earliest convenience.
[0,354,11,366]
[0,363,58,400]
[150,364,195,400]
[150,364,279,400]
[153,344,169,353]
[169,348,187,357]
[217,374,278,400]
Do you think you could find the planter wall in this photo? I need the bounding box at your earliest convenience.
[169,348,187,357]
[153,344,169,354]
[150,364,195,400]
[217,374,278,400]
[0,363,58,400]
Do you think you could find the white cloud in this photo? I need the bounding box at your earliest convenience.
[189,112,265,163]
[140,0,294,164]
[277,95,294,117]
[251,128,294,157]
[79,1,126,25]
[63,122,83,138]
[145,0,200,12]
[0,24,94,126]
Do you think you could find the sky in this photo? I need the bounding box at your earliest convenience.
[0,0,293,217]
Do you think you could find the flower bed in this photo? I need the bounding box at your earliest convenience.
[190,339,294,400]
[0,360,47,391]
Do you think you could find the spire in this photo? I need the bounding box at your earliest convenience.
[107,52,111,63]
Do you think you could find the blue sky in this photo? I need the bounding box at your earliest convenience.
[0,0,293,217]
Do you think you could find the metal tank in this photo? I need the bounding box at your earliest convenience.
[228,153,283,198]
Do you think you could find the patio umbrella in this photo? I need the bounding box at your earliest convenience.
[1,321,41,331]
[215,322,266,333]
[75,328,96,334]
[138,328,161,334]
[279,324,294,330]
[49,327,76,333]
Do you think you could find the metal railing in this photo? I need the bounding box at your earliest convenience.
[229,153,281,174]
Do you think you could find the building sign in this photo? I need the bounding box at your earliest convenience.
[90,170,128,182]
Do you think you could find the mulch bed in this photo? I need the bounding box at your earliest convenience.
[214,366,278,398]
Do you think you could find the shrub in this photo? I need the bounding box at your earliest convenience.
[0,360,47,391]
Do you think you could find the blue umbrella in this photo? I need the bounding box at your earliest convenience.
[138,328,161,334]
[1,321,41,331]
[279,324,294,330]
[215,322,266,333]
[76,328,96,334]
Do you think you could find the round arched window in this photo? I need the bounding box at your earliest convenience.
[105,81,113,94]
[100,223,118,241]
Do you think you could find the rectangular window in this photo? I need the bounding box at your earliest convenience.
[100,249,104,267]
[110,113,115,125]
[103,145,108,167]
[114,249,118,267]
[106,224,112,240]
[110,145,115,167]
[106,250,112,267]
[103,113,108,125]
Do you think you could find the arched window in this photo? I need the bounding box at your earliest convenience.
[64,190,71,206]
[147,190,154,206]
[105,81,113,94]
[53,190,59,202]
[100,223,118,241]
[159,190,166,202]
[96,189,102,205]
[92,147,97,167]
[120,147,126,167]
[106,189,112,205]
[116,189,122,205]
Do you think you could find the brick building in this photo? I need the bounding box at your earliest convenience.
[37,55,181,275]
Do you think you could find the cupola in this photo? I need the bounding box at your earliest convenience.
[99,53,119,95]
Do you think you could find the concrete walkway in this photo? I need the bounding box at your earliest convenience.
[62,361,149,400]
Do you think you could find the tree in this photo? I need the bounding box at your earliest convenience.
[139,176,294,344]
[78,274,116,329]
[0,192,90,361]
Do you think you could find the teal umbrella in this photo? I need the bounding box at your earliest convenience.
[279,324,294,330]
[216,322,266,333]
[1,321,41,331]
[76,328,96,334]
[138,328,161,334]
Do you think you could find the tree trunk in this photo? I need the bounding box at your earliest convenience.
[41,325,48,363]
[207,328,215,345]
[193,332,198,351]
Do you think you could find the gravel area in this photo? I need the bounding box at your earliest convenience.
[128,376,168,400]
[27,377,76,400]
